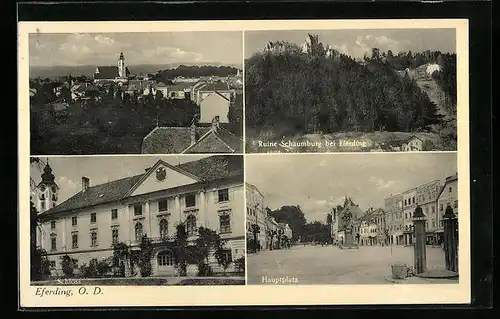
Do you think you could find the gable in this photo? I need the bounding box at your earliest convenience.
[129,162,199,197]
[183,132,235,154]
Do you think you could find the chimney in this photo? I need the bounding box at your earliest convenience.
[190,121,197,146]
[81,177,90,192]
[211,116,220,133]
[144,167,151,173]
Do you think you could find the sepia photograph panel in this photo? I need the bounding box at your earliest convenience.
[246,153,459,285]
[245,29,457,153]
[29,31,243,155]
[29,155,245,286]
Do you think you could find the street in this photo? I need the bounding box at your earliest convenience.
[247,245,459,285]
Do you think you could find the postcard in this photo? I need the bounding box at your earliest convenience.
[18,19,470,308]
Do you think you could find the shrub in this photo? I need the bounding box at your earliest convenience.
[60,255,77,278]
[197,263,214,277]
[234,256,245,274]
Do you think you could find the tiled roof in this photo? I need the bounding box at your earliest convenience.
[142,124,242,154]
[141,127,211,154]
[94,66,120,79]
[40,174,143,217]
[40,155,243,217]
[167,83,194,91]
[196,81,231,92]
[182,127,243,154]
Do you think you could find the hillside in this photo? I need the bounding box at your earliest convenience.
[245,47,443,139]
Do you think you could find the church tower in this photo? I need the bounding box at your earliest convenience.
[36,160,59,213]
[118,52,126,77]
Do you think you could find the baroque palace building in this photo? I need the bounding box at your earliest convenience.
[35,155,245,276]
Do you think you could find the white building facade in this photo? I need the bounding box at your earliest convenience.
[35,156,245,277]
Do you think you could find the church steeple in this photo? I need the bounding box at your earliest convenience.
[36,159,59,213]
[118,52,126,78]
[41,159,55,184]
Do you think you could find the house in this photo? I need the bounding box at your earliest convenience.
[246,183,267,250]
[141,116,243,154]
[332,197,364,243]
[70,83,99,101]
[426,63,442,75]
[199,92,230,123]
[155,82,169,97]
[165,83,193,100]
[35,156,244,277]
[192,81,234,105]
[436,173,458,244]
[401,135,424,152]
[358,212,377,246]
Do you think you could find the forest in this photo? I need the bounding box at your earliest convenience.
[245,42,457,138]
[154,65,240,80]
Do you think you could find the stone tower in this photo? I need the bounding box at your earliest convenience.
[36,160,59,213]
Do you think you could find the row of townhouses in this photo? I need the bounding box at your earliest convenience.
[34,155,245,277]
[245,183,292,251]
[330,172,458,246]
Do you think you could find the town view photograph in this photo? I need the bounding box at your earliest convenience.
[29,32,244,155]
[245,153,459,285]
[244,29,457,153]
[29,155,246,285]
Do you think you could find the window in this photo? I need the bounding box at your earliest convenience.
[158,199,168,212]
[432,206,436,214]
[159,219,168,238]
[134,204,143,216]
[454,200,458,208]
[71,232,78,249]
[135,223,143,241]
[218,189,229,202]
[412,197,415,204]
[186,214,197,236]
[90,213,96,223]
[219,214,231,233]
[72,259,79,268]
[112,228,119,245]
[440,203,444,211]
[50,236,57,251]
[449,186,452,193]
[50,220,56,229]
[40,194,45,200]
[41,202,45,210]
[72,216,78,226]
[90,231,98,247]
[185,194,196,208]
[157,250,174,266]
[404,199,407,206]
[111,209,118,220]
[49,260,56,268]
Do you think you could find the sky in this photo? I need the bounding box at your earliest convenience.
[245,29,456,59]
[29,32,243,67]
[245,153,457,223]
[30,155,208,203]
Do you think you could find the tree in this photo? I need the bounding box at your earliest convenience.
[172,223,188,276]
[268,205,307,241]
[138,234,154,277]
[250,224,260,253]
[112,242,131,277]
[195,226,226,276]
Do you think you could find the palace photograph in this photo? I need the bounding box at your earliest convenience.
[245,152,459,285]
[29,155,245,285]
[29,31,243,155]
[244,29,458,153]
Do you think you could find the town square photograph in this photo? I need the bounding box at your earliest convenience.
[244,29,458,153]
[29,31,243,155]
[245,153,460,285]
[29,155,245,286]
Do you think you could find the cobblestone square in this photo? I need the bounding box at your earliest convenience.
[247,245,459,285]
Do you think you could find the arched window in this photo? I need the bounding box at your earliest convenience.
[157,250,174,266]
[186,214,197,236]
[159,219,168,238]
[135,222,143,241]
